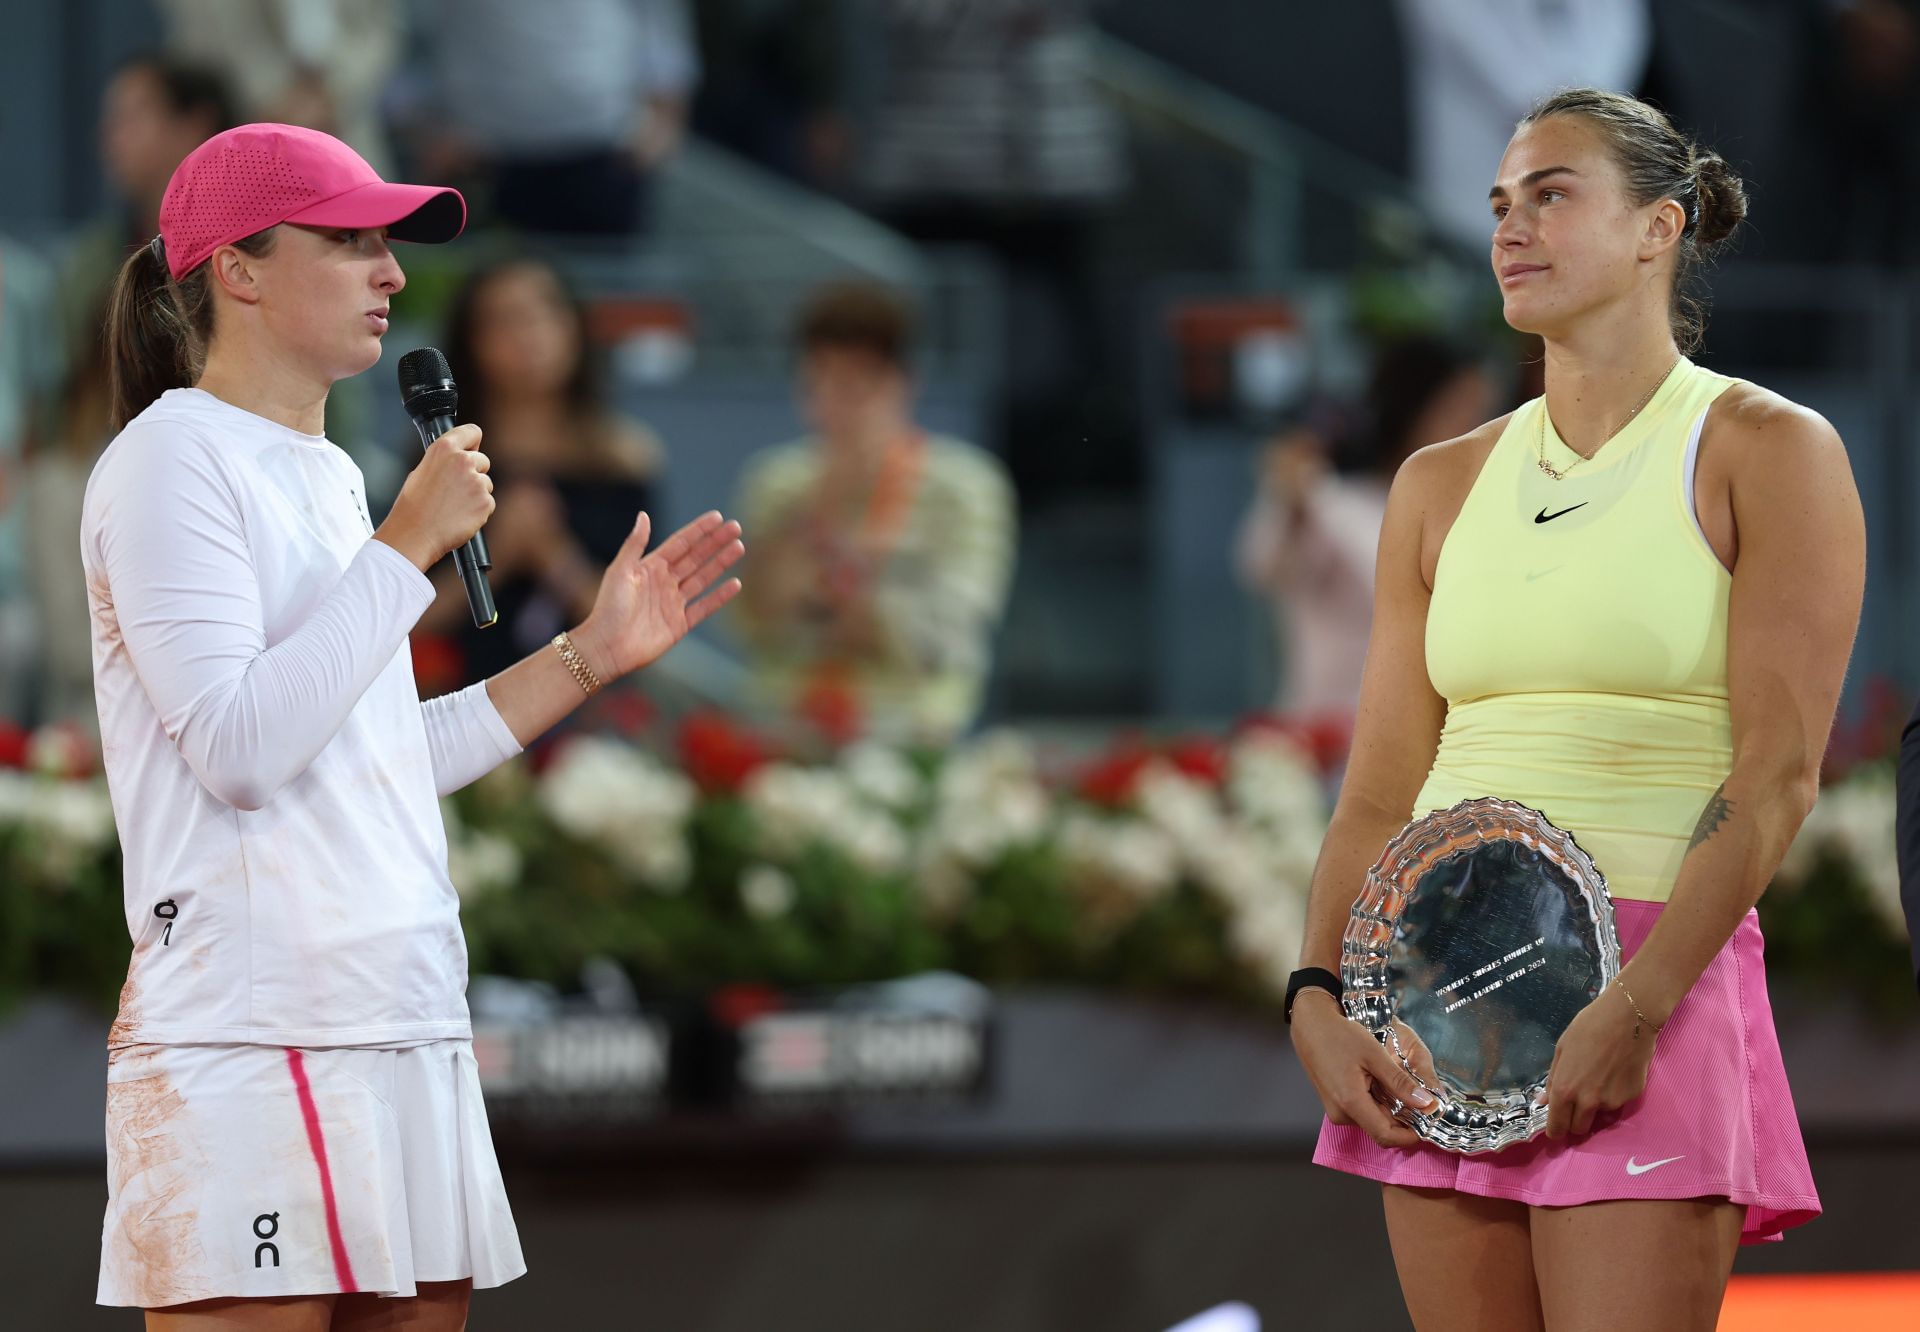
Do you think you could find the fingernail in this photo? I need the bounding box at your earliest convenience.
[1412,1090,1436,1109]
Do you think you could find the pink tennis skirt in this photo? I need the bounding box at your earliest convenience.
[1314,899,1821,1244]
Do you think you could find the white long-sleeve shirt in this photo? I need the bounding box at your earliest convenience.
[81,388,521,1047]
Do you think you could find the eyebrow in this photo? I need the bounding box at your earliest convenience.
[1489,166,1580,201]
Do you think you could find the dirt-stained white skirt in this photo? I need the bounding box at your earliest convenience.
[98,1038,525,1308]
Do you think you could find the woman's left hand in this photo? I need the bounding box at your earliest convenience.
[1542,982,1660,1139]
[574,511,744,681]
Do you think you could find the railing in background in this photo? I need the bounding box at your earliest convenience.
[1086,33,1445,282]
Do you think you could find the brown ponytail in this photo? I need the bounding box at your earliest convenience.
[104,229,279,430]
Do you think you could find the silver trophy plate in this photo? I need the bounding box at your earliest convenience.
[1341,798,1620,1153]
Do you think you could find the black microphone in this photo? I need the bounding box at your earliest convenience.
[397,348,496,628]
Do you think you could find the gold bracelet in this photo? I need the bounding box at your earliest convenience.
[551,631,603,697]
[1613,978,1664,1040]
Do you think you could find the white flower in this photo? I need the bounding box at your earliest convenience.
[27,724,93,780]
[743,763,908,874]
[740,863,797,919]
[446,829,522,902]
[0,773,117,888]
[539,738,697,834]
[840,742,925,810]
[922,731,1053,872]
[1784,773,1904,939]
[1229,892,1307,992]
[1227,731,1328,834]
[535,737,697,891]
[628,835,692,893]
[1059,812,1180,906]
[1135,762,1224,860]
[0,771,33,823]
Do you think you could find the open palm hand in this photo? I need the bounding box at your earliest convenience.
[578,511,744,680]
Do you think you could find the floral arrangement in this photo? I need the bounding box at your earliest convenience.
[0,711,1333,1014]
[445,715,1332,1007]
[4,688,1912,1020]
[1760,681,1914,1015]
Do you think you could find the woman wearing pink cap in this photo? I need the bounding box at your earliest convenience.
[84,123,743,1326]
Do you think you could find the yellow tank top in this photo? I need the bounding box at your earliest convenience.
[1416,358,1738,903]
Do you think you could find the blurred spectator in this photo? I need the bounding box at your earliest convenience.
[1395,0,1651,251]
[156,0,403,177]
[733,283,1017,745]
[1784,0,1920,266]
[416,256,666,685]
[0,239,69,721]
[60,54,234,365]
[17,301,114,731]
[859,0,1125,211]
[693,0,849,189]
[856,0,1131,499]
[1235,336,1494,719]
[424,0,700,237]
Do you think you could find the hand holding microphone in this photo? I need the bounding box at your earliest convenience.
[374,348,498,627]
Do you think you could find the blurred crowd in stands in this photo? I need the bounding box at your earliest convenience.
[0,0,1914,751]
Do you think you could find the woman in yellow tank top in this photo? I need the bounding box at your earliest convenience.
[1287,90,1865,1330]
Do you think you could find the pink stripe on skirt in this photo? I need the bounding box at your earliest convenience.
[1313,899,1821,1244]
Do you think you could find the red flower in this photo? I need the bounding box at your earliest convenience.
[678,712,771,794]
[710,982,783,1030]
[1078,736,1154,807]
[1821,674,1909,784]
[1237,710,1353,776]
[0,720,30,770]
[797,675,864,749]
[597,690,657,739]
[1168,736,1229,787]
[32,722,98,779]
[410,633,466,698]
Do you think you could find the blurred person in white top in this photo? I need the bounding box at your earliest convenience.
[1396,0,1651,252]
[1236,336,1494,721]
[83,122,741,1324]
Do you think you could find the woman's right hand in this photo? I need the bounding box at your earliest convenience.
[1290,991,1436,1148]
[375,425,495,572]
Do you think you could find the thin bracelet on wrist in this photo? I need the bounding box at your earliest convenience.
[551,630,603,697]
[1613,977,1663,1040]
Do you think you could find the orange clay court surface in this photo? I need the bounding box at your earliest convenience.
[1718,1273,1920,1329]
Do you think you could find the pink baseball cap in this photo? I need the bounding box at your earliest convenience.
[156,123,466,282]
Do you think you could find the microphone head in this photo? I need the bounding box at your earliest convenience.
[397,347,458,418]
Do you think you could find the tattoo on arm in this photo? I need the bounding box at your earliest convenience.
[1689,784,1734,851]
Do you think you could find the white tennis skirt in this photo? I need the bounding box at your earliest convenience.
[98,1038,526,1308]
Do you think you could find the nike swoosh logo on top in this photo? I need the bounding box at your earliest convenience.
[1535,503,1589,524]
[1523,567,1561,583]
[1624,1154,1686,1176]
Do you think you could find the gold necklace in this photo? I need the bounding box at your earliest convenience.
[1536,359,1680,481]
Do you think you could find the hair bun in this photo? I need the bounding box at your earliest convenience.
[1691,149,1748,249]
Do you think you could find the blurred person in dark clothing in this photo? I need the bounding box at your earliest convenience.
[423,0,700,237]
[1235,336,1494,720]
[693,0,849,188]
[1801,0,1919,266]
[17,298,116,731]
[1891,700,1920,990]
[856,0,1129,499]
[733,283,1016,744]
[60,55,235,363]
[416,257,666,684]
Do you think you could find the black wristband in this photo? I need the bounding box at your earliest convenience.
[1284,967,1343,1025]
